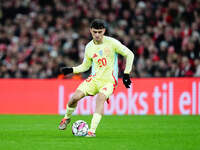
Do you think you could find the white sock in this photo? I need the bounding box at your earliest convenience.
[89,113,102,133]
[64,105,76,119]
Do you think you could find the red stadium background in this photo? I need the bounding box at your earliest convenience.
[0,78,200,115]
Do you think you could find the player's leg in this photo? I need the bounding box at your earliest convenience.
[59,78,97,130]
[65,89,85,118]
[59,89,85,130]
[87,93,107,137]
[87,83,114,137]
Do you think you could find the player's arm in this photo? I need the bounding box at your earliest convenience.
[72,52,92,74]
[60,50,92,75]
[114,39,134,88]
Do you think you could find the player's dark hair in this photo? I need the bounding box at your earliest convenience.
[90,19,106,29]
[90,19,109,35]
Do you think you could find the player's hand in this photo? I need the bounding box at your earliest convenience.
[60,67,73,75]
[123,74,131,88]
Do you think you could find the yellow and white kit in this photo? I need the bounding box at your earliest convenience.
[73,36,134,98]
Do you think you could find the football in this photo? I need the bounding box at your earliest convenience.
[72,120,89,136]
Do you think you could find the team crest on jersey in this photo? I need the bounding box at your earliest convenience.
[104,48,110,55]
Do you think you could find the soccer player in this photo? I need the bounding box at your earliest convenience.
[58,19,134,137]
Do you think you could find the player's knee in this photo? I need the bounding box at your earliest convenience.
[72,94,82,101]
[68,94,81,107]
[96,93,107,103]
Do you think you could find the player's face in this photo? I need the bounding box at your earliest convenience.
[90,28,106,43]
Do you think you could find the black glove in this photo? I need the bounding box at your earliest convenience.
[123,74,131,88]
[60,67,73,75]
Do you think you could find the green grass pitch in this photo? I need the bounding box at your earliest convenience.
[0,115,199,150]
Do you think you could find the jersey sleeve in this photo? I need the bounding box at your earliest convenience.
[73,47,92,74]
[113,39,134,74]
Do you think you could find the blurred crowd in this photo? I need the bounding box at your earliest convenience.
[0,0,200,78]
